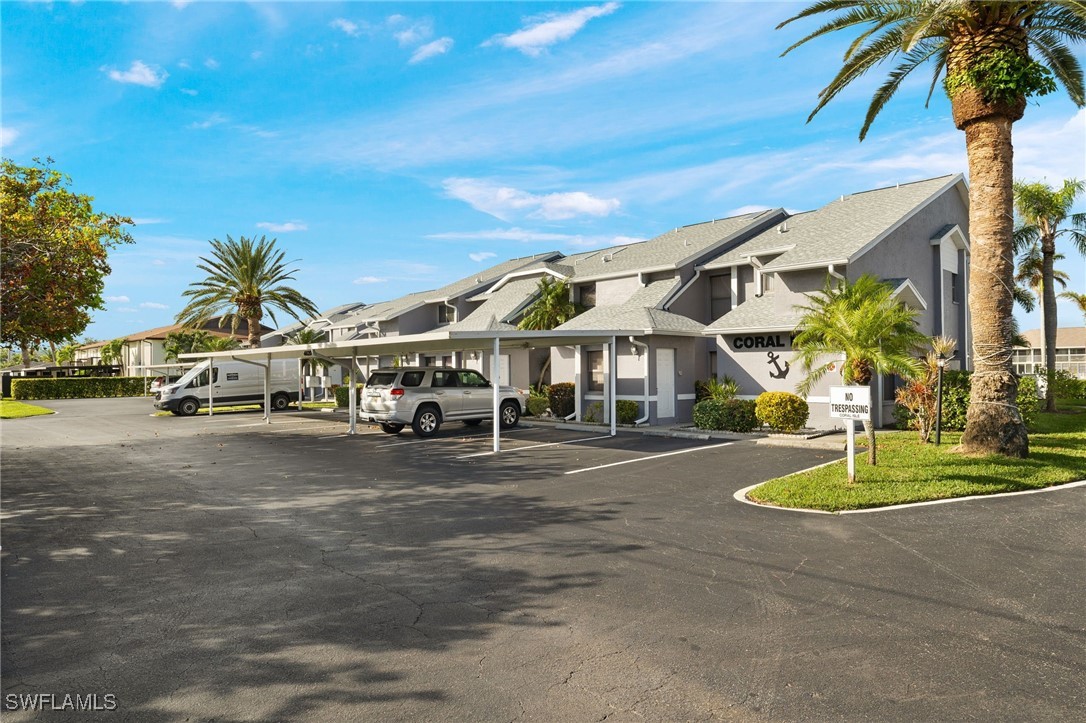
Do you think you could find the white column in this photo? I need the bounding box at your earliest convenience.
[348,352,357,435]
[208,358,215,416]
[264,354,271,423]
[492,336,501,453]
[609,336,617,437]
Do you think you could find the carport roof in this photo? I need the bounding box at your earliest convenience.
[178,328,652,363]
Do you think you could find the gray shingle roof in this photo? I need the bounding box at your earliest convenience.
[564,210,782,281]
[556,279,704,334]
[704,294,803,333]
[445,277,542,332]
[703,175,961,272]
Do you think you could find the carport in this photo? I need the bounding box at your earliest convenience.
[180,329,641,453]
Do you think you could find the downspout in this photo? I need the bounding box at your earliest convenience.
[827,264,845,281]
[629,336,650,425]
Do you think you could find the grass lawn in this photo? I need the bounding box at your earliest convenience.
[0,398,55,419]
[747,405,1086,512]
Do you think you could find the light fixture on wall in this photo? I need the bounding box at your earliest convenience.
[630,344,641,358]
[470,351,478,361]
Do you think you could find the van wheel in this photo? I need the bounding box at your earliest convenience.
[271,393,291,411]
[463,419,482,427]
[412,406,441,438]
[379,422,404,435]
[499,401,520,429]
[177,398,200,416]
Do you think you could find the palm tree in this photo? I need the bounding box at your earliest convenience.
[517,276,581,388]
[163,330,212,362]
[176,235,319,348]
[287,327,329,383]
[1013,179,1086,410]
[100,337,127,373]
[793,274,926,466]
[778,2,1086,458]
[203,336,241,353]
[1060,290,1086,323]
[1015,243,1072,409]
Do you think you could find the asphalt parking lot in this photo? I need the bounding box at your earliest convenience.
[2,398,1084,721]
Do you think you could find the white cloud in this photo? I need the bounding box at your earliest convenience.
[172,1,192,8]
[0,126,19,149]
[469,252,497,262]
[251,51,264,60]
[330,18,361,37]
[395,19,433,47]
[410,38,453,64]
[188,112,229,130]
[353,276,387,284]
[117,307,139,314]
[140,302,169,310]
[179,88,198,96]
[132,218,167,226]
[443,178,620,221]
[106,295,130,303]
[486,2,620,56]
[103,60,168,88]
[256,221,307,233]
[204,58,220,70]
[429,227,579,243]
[151,259,167,267]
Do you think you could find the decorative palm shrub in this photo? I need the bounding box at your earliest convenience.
[755,392,810,432]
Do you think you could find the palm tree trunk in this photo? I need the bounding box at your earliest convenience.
[248,317,262,349]
[958,114,1029,457]
[1041,240,1058,413]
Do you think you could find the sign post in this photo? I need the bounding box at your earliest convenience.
[829,386,872,483]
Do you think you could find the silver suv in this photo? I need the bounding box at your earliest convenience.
[360,367,528,437]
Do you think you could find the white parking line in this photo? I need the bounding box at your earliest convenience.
[456,434,613,459]
[374,427,534,449]
[564,441,733,475]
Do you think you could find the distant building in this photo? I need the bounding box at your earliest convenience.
[75,319,267,375]
[1013,327,1086,378]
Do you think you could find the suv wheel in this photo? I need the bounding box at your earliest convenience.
[499,400,520,429]
[379,422,404,435]
[271,392,291,411]
[412,406,442,438]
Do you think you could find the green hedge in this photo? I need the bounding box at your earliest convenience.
[755,391,810,432]
[693,398,759,433]
[334,384,363,408]
[548,382,575,418]
[897,370,1040,432]
[526,395,549,417]
[11,376,150,400]
[616,399,640,425]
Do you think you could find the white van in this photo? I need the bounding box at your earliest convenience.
[154,359,301,416]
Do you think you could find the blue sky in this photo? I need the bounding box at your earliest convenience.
[3,1,1085,342]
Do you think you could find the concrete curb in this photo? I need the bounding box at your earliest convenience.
[733,478,1086,515]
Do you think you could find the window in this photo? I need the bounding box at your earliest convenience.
[760,271,774,293]
[400,371,425,387]
[951,272,962,304]
[580,283,597,309]
[708,350,717,379]
[587,350,604,392]
[188,367,219,388]
[459,370,490,388]
[431,370,458,387]
[709,273,731,319]
[437,305,456,324]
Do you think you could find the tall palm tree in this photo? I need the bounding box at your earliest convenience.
[778,2,1086,458]
[163,330,212,362]
[1060,290,1086,323]
[287,327,329,380]
[517,276,581,388]
[1013,179,1086,410]
[175,235,319,348]
[203,336,241,353]
[793,274,926,466]
[1015,243,1072,409]
[100,337,127,373]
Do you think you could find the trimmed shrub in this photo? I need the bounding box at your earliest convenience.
[898,370,1041,433]
[692,398,759,433]
[755,391,809,432]
[334,384,363,408]
[616,399,640,425]
[1051,370,1086,400]
[11,376,149,400]
[1017,375,1039,431]
[584,401,604,423]
[548,382,575,418]
[526,395,549,417]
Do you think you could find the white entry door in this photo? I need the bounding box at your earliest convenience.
[498,354,510,386]
[656,348,675,419]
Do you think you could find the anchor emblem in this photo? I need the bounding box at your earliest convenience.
[767,351,790,380]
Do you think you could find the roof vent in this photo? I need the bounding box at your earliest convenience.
[603,254,613,262]
[777,222,789,233]
[684,239,691,246]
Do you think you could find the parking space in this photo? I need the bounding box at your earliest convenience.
[3,398,1084,721]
